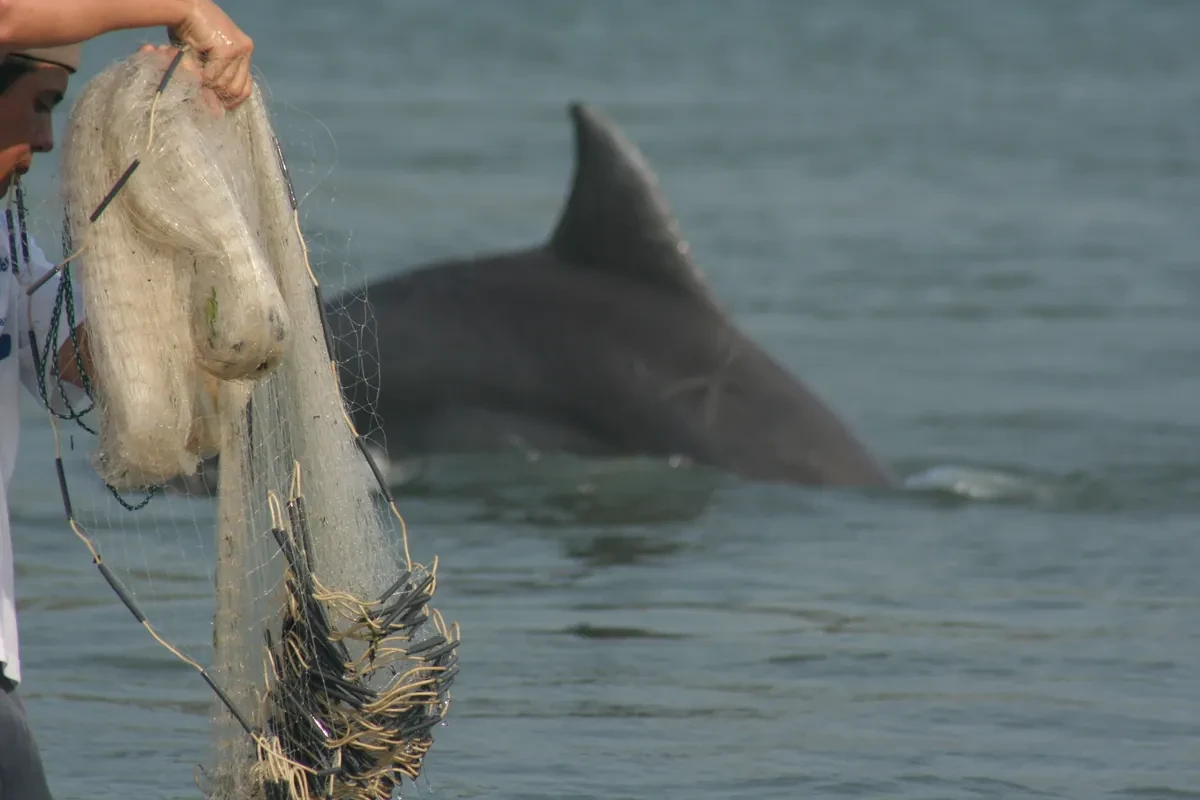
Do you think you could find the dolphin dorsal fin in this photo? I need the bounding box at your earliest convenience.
[548,102,718,307]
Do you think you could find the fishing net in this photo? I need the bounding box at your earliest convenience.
[12,48,459,798]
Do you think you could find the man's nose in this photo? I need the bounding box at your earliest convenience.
[31,116,55,153]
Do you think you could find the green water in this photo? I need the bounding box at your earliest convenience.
[10,1,1200,797]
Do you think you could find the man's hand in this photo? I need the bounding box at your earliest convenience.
[164,0,252,110]
[56,325,89,389]
[138,42,225,117]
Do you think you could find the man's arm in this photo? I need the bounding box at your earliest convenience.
[0,0,192,46]
[16,230,91,412]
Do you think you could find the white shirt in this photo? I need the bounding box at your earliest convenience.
[0,211,87,685]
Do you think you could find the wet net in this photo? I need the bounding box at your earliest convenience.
[11,49,459,798]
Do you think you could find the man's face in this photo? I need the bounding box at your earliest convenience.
[0,60,69,196]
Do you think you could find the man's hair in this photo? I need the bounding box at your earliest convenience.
[0,55,37,96]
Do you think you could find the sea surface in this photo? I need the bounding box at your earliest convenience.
[9,1,1200,798]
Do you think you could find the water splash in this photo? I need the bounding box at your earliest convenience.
[902,465,1053,503]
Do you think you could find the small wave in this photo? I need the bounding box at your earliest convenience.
[391,451,722,525]
[1116,788,1200,800]
[898,459,1200,515]
[561,623,690,641]
[902,464,1055,503]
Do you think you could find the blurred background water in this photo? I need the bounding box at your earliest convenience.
[9,1,1200,798]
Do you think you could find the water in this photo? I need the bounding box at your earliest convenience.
[9,0,1200,797]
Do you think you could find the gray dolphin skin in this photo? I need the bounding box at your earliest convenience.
[324,102,894,488]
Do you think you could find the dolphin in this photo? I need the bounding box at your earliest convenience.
[323,101,894,488]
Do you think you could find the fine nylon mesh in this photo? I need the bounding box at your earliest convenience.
[16,49,458,798]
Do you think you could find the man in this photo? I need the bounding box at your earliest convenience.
[1,6,253,793]
[0,44,90,800]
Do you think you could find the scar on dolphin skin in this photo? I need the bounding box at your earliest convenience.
[659,323,743,432]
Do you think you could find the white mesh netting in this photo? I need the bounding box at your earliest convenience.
[11,48,459,799]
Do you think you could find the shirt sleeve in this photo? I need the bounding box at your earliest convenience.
[16,235,90,416]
